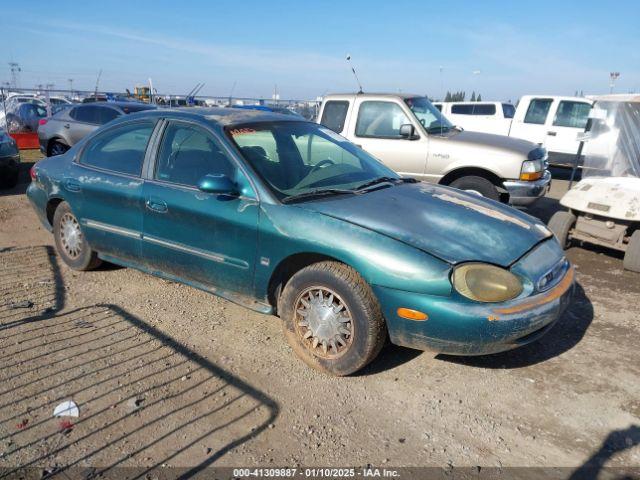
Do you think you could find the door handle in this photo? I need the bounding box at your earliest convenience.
[146,198,168,213]
[63,123,70,129]
[547,131,557,136]
[64,179,81,192]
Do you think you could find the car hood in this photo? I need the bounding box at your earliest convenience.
[298,182,552,266]
[446,129,536,156]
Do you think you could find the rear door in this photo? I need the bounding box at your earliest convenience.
[72,119,157,264]
[348,98,429,180]
[141,120,259,295]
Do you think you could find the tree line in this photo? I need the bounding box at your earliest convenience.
[442,91,482,102]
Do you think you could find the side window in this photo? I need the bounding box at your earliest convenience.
[320,101,349,133]
[68,107,78,120]
[355,101,411,138]
[524,99,553,125]
[502,103,516,119]
[97,107,120,125]
[80,121,154,176]
[434,104,442,112]
[552,101,591,129]
[155,122,236,187]
[74,106,100,124]
[451,104,473,115]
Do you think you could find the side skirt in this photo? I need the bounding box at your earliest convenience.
[97,253,274,316]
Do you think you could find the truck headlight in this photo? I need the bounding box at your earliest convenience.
[452,263,523,303]
[520,159,544,181]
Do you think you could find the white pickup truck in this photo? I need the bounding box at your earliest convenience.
[317,93,551,206]
[435,96,593,167]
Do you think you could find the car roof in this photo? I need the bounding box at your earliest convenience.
[324,92,423,100]
[126,107,304,127]
[74,101,153,109]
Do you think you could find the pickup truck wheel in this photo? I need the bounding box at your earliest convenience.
[623,231,640,273]
[280,261,386,376]
[548,211,576,249]
[53,201,102,271]
[449,176,500,201]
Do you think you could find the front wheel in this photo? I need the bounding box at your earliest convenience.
[53,201,102,271]
[280,261,387,376]
[449,175,500,201]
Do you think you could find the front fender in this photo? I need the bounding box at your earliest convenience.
[254,204,452,301]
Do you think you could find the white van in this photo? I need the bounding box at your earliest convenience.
[433,102,515,136]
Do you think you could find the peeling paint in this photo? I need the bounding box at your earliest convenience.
[433,193,531,229]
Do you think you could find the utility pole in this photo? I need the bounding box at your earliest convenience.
[68,78,74,96]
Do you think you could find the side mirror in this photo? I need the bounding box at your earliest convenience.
[197,174,238,196]
[399,123,418,140]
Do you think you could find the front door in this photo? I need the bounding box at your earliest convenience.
[141,120,259,295]
[544,99,592,166]
[73,120,156,264]
[348,99,429,180]
[509,97,554,147]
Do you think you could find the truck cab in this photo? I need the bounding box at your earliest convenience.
[317,93,550,206]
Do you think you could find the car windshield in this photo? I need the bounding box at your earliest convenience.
[228,121,400,201]
[405,96,454,133]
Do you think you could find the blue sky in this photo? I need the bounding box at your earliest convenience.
[2,0,639,101]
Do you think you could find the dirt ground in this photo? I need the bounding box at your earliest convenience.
[0,152,639,477]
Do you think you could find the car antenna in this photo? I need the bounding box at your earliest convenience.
[346,55,363,94]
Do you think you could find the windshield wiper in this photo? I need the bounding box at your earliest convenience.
[282,188,357,204]
[355,176,417,192]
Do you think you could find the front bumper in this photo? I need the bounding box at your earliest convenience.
[504,170,551,206]
[373,264,575,356]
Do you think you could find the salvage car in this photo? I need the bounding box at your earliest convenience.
[27,108,575,375]
[318,93,551,206]
[0,127,20,189]
[38,101,156,156]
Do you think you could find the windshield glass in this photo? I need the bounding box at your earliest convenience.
[228,121,399,201]
[582,100,640,178]
[405,96,454,133]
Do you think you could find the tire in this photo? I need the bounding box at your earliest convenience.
[53,201,102,271]
[548,211,576,249]
[623,230,640,273]
[449,175,500,201]
[280,261,386,376]
[48,141,70,157]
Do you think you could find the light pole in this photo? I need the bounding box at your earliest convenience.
[609,72,620,94]
[439,66,444,100]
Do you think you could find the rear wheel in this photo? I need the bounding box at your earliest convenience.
[49,141,69,157]
[449,175,500,201]
[548,211,576,249]
[280,261,386,376]
[623,230,640,273]
[53,201,102,271]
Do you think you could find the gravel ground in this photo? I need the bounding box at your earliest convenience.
[0,153,639,476]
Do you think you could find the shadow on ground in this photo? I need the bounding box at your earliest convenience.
[0,246,278,478]
[438,283,593,369]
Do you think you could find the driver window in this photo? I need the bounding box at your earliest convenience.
[355,101,411,138]
[155,122,236,187]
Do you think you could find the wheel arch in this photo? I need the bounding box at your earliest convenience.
[45,197,66,228]
[267,252,351,315]
[47,136,70,155]
[439,167,508,202]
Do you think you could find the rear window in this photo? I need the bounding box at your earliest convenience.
[451,104,496,115]
[320,101,349,133]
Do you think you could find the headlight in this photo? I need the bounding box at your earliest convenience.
[520,159,544,181]
[452,263,523,303]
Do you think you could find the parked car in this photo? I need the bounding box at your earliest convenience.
[318,93,550,206]
[437,96,593,167]
[38,102,156,156]
[433,101,516,136]
[4,102,48,133]
[27,108,574,375]
[0,127,20,189]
